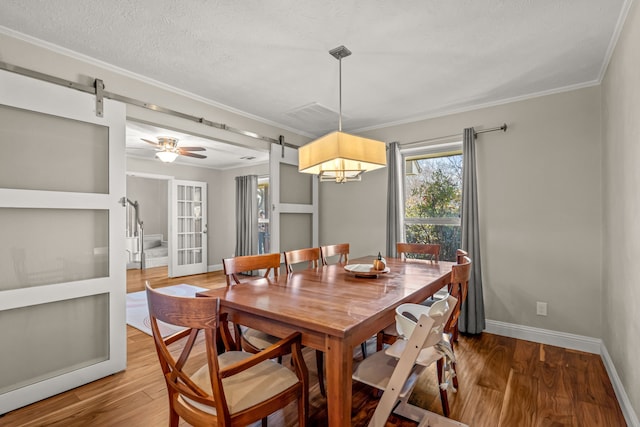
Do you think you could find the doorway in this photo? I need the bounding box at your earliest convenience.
[125,172,171,270]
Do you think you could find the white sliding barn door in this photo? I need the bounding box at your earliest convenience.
[269,144,318,256]
[0,71,126,413]
[169,179,208,277]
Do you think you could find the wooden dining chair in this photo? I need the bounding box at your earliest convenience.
[320,243,349,265]
[284,247,320,273]
[447,255,472,344]
[397,242,441,262]
[145,282,308,427]
[455,248,468,264]
[353,295,459,424]
[222,253,283,354]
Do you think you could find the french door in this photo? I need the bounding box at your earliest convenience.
[269,144,318,256]
[169,179,208,277]
[0,70,126,413]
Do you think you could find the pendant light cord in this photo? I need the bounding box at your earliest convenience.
[338,56,343,132]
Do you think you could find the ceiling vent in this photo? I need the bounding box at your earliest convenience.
[284,102,350,136]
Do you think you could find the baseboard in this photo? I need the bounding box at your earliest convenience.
[485,319,638,427]
[600,343,640,427]
[484,319,601,353]
[208,263,223,272]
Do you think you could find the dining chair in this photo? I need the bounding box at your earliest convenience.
[145,282,308,427]
[446,255,472,344]
[396,242,441,262]
[353,295,458,424]
[222,253,284,354]
[284,247,320,273]
[320,243,349,265]
[455,248,468,264]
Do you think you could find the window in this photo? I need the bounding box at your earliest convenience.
[403,148,462,262]
[257,179,270,254]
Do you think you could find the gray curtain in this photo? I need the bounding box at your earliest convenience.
[460,128,485,334]
[386,142,404,258]
[235,175,258,257]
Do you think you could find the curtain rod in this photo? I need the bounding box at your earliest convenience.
[0,60,300,149]
[400,123,508,147]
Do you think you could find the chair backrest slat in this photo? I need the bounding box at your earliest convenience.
[222,253,280,285]
[397,242,440,262]
[284,247,320,273]
[320,243,349,265]
[455,248,468,264]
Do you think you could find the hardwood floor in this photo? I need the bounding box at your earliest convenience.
[0,267,626,426]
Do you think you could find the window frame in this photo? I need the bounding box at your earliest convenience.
[401,141,463,257]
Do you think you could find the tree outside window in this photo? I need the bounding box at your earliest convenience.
[404,152,462,261]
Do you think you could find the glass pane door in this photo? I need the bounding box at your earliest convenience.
[169,180,208,277]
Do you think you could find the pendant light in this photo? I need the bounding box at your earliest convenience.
[298,45,386,183]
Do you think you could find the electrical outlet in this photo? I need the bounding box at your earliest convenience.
[536,301,548,316]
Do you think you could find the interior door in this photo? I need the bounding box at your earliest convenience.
[0,70,126,413]
[269,144,318,256]
[169,179,208,277]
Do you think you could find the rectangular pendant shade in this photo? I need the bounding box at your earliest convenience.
[298,131,387,179]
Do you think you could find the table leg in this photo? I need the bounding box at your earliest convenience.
[325,335,352,427]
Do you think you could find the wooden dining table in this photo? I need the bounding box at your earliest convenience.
[197,256,454,426]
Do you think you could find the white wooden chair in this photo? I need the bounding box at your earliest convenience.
[353,295,467,427]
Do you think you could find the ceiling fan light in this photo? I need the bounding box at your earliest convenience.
[155,151,179,163]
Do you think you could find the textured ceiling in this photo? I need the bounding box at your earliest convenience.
[0,0,629,165]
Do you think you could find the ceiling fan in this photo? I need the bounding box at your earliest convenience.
[141,136,207,162]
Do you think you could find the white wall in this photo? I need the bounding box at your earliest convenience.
[602,0,640,420]
[321,86,603,339]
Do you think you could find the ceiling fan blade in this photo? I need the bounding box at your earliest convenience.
[178,146,206,151]
[179,151,207,159]
[141,138,160,147]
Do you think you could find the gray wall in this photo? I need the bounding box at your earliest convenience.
[321,86,603,339]
[602,0,640,420]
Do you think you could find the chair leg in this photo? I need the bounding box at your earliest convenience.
[436,358,450,417]
[169,405,179,427]
[261,417,268,427]
[298,391,308,426]
[360,342,368,359]
[315,350,326,397]
[376,331,384,352]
